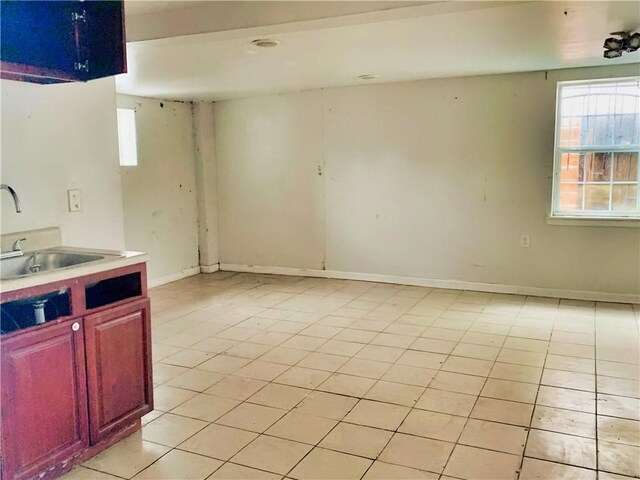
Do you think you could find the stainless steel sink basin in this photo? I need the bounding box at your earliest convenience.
[1,250,108,280]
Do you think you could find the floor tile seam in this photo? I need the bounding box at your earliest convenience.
[224,459,301,478]
[517,342,550,480]
[142,413,211,447]
[238,383,323,413]
[268,369,403,478]
[595,410,640,422]
[448,434,529,457]
[172,443,255,465]
[594,323,602,474]
[532,399,599,416]
[524,455,604,479]
[156,339,607,380]
[521,453,607,475]
[186,341,401,446]
[365,453,453,478]
[277,352,423,477]
[78,464,130,480]
[410,405,531,429]
[324,388,418,480]
[126,436,219,479]
[526,423,599,441]
[149,301,223,325]
[438,332,505,478]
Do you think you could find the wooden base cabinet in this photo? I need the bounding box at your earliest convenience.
[85,298,153,443]
[0,320,89,480]
[0,263,152,480]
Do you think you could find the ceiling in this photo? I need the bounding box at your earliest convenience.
[124,1,430,41]
[125,1,200,15]
[116,1,640,102]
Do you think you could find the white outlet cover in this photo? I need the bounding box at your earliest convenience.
[520,234,531,248]
[68,189,81,212]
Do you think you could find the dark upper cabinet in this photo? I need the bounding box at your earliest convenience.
[0,0,126,84]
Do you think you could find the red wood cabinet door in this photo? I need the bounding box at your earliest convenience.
[84,298,153,443]
[0,320,89,480]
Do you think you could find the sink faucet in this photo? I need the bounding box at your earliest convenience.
[1,184,22,213]
[0,237,26,260]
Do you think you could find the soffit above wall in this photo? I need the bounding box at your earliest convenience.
[117,1,640,101]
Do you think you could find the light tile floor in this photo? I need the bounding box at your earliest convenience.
[63,272,640,480]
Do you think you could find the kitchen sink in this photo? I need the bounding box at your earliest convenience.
[0,250,112,280]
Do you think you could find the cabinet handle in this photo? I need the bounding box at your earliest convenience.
[71,322,80,332]
[74,61,90,73]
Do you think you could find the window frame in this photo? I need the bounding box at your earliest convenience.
[550,76,640,220]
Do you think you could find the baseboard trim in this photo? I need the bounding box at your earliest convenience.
[200,264,220,274]
[148,266,201,288]
[219,263,640,304]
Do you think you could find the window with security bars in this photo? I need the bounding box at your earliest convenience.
[552,78,639,218]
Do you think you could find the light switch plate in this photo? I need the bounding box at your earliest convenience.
[68,189,81,212]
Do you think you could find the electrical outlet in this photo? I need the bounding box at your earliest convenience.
[68,189,81,212]
[520,234,531,248]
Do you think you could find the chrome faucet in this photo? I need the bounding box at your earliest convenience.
[0,237,26,260]
[1,184,22,213]
[1,185,24,259]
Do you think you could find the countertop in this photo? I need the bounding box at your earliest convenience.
[0,246,148,294]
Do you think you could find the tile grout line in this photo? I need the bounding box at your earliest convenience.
[594,310,600,480]
[437,307,518,479]
[515,310,554,480]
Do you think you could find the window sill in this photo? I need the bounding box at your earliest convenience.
[546,216,640,227]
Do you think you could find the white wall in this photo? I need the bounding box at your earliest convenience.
[217,91,326,269]
[118,94,199,284]
[215,64,640,298]
[1,78,125,250]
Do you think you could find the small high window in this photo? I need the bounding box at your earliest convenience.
[552,78,639,218]
[117,108,138,167]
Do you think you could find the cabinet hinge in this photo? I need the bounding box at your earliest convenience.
[71,10,87,23]
[74,60,90,73]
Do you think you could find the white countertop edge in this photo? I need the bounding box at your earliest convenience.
[1,248,148,294]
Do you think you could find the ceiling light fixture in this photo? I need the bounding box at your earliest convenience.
[251,39,280,48]
[358,74,379,80]
[603,31,640,58]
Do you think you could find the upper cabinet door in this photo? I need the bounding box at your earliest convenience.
[0,0,126,84]
[80,1,127,81]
